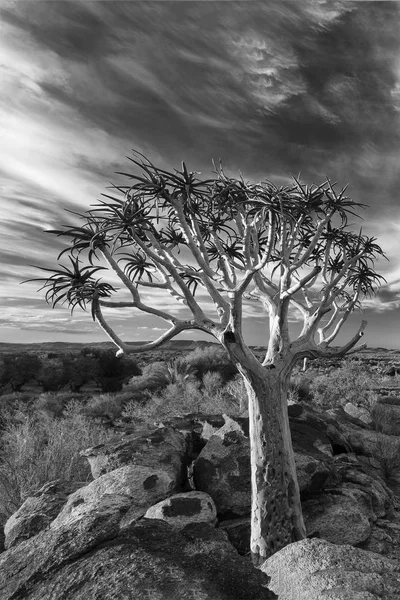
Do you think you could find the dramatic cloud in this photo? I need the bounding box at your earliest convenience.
[1,0,400,345]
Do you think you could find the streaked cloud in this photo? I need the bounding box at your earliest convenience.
[1,0,400,347]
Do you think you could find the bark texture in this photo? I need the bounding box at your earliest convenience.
[244,370,306,564]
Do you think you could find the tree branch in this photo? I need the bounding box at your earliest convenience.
[115,321,215,357]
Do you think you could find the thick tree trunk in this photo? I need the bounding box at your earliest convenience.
[242,369,306,566]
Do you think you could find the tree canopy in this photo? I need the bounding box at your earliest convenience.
[26,151,385,364]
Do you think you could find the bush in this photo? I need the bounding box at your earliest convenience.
[33,392,83,418]
[39,358,70,392]
[309,360,377,410]
[183,346,238,383]
[125,360,194,393]
[376,396,400,407]
[92,350,141,379]
[62,355,100,391]
[84,393,125,421]
[375,435,400,484]
[371,403,400,435]
[0,353,42,391]
[0,404,113,520]
[130,374,245,427]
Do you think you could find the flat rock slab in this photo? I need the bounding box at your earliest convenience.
[262,537,400,600]
[81,426,187,485]
[145,491,217,529]
[0,516,277,600]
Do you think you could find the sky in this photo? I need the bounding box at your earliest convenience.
[1,0,400,349]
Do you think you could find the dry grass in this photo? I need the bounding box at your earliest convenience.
[309,360,378,410]
[375,434,400,484]
[0,402,113,520]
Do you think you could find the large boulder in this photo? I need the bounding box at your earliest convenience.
[4,480,86,550]
[362,517,400,562]
[144,491,217,529]
[193,419,251,517]
[81,426,187,487]
[302,489,373,545]
[193,410,334,517]
[326,407,399,457]
[0,516,277,599]
[51,464,176,530]
[262,537,400,600]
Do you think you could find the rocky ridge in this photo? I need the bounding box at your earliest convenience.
[1,402,400,599]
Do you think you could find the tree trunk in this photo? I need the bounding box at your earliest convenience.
[241,368,306,566]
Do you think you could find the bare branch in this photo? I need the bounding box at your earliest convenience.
[291,212,333,270]
[92,296,130,355]
[115,320,215,357]
[317,319,367,357]
[281,265,321,300]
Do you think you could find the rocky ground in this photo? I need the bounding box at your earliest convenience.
[1,401,400,599]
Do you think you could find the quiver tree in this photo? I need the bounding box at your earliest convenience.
[25,151,385,565]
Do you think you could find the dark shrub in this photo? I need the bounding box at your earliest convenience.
[0,353,42,391]
[183,346,238,383]
[376,396,400,407]
[39,358,70,392]
[62,354,100,391]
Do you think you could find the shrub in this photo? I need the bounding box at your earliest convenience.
[202,371,224,396]
[0,404,113,519]
[375,435,400,484]
[92,349,141,379]
[38,358,70,392]
[62,355,100,391]
[371,402,400,436]
[33,392,83,418]
[309,360,377,410]
[183,346,238,383]
[84,393,125,421]
[376,396,400,407]
[126,360,194,393]
[0,353,42,391]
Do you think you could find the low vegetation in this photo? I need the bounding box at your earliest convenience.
[1,345,400,526]
[0,402,113,522]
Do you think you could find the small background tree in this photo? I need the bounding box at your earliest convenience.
[26,151,385,564]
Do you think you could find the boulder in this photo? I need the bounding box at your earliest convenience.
[193,408,334,517]
[326,407,395,457]
[4,480,86,550]
[161,413,247,455]
[80,426,187,486]
[362,518,400,562]
[144,491,217,529]
[344,402,372,425]
[0,517,277,599]
[51,464,176,530]
[302,489,372,545]
[218,517,251,556]
[288,404,335,458]
[262,537,400,600]
[193,421,251,517]
[294,452,331,495]
[330,454,394,519]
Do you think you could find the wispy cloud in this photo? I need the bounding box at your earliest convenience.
[1,0,400,346]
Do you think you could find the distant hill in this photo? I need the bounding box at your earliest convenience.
[0,339,219,355]
[0,340,397,359]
